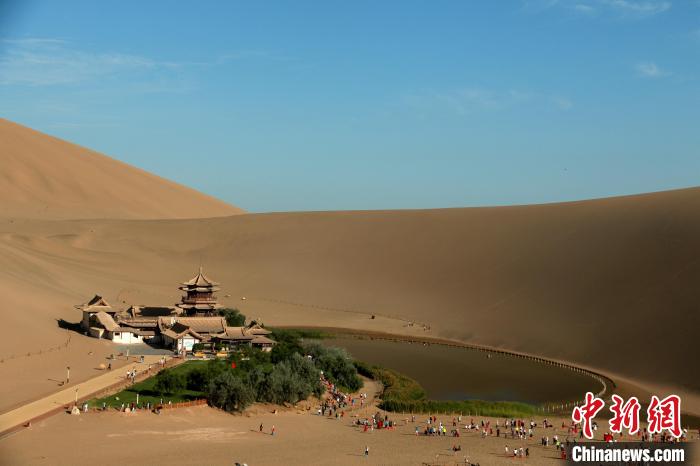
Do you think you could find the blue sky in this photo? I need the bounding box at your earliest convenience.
[1,1,699,212]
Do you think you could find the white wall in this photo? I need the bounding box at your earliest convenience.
[111,331,143,344]
[176,336,199,352]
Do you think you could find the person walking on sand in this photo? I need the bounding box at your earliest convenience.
[504,445,509,457]
[364,446,369,457]
[271,425,275,436]
[259,423,263,433]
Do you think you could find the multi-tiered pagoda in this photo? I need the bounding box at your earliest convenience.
[177,267,222,316]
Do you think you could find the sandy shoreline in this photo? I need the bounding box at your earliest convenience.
[2,386,697,466]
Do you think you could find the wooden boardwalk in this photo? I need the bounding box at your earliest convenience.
[0,354,174,438]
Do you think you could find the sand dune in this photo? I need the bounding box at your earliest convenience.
[0,119,243,219]
[0,121,698,416]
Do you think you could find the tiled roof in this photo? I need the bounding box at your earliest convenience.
[174,317,226,334]
[251,335,276,345]
[180,267,219,288]
[95,311,119,332]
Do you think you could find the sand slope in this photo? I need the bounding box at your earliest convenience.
[0,118,243,219]
[1,189,699,405]
[0,121,698,415]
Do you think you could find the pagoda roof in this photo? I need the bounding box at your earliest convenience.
[181,267,219,287]
[177,303,222,310]
[88,295,110,307]
[75,294,113,312]
[179,286,221,292]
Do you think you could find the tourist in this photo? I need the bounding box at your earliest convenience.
[259,423,263,433]
[364,446,369,457]
[271,425,275,436]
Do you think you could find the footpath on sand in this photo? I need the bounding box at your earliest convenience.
[0,354,175,438]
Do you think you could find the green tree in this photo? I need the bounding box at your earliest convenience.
[219,308,246,327]
[154,369,186,395]
[305,343,361,391]
[245,365,270,400]
[265,353,321,404]
[207,372,254,412]
[269,329,304,364]
[186,366,209,391]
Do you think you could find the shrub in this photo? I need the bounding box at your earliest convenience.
[245,365,270,400]
[269,330,305,364]
[304,343,361,391]
[208,371,254,412]
[377,399,537,418]
[355,362,536,418]
[186,366,208,391]
[262,353,321,404]
[219,308,246,327]
[192,343,205,352]
[154,369,186,395]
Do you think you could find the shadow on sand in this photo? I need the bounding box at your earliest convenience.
[57,318,83,334]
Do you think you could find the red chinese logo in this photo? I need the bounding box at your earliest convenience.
[572,391,605,439]
[571,393,683,439]
[647,394,681,438]
[609,394,641,435]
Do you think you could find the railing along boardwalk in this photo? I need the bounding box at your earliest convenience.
[306,327,615,415]
[0,355,182,439]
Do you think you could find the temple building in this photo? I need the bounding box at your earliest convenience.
[76,295,116,332]
[212,322,276,352]
[75,295,151,343]
[75,268,276,352]
[177,267,222,316]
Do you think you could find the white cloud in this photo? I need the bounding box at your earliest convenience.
[0,38,172,86]
[0,38,274,87]
[574,4,596,14]
[635,61,671,78]
[528,0,672,18]
[437,88,535,114]
[601,0,671,17]
[552,96,574,110]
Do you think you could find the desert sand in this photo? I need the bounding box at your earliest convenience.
[2,392,697,466]
[0,118,243,220]
[0,118,699,461]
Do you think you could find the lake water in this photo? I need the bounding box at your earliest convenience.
[318,335,603,405]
